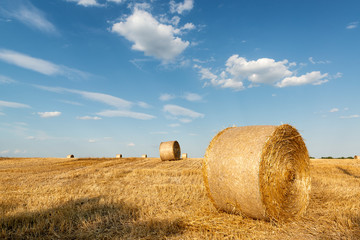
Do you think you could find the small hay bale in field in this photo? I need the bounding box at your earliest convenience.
[67,154,74,158]
[203,124,311,222]
[159,141,181,161]
[182,153,188,159]
[116,154,122,158]
[141,154,147,158]
[355,155,359,159]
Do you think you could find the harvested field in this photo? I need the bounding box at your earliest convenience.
[1,157,360,239]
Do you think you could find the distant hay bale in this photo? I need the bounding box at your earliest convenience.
[67,154,74,158]
[159,141,181,161]
[116,154,122,158]
[182,153,188,159]
[355,155,359,159]
[203,124,311,222]
[141,154,147,158]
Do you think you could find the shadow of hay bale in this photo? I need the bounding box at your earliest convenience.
[1,197,184,239]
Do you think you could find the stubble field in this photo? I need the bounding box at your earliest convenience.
[1,157,360,239]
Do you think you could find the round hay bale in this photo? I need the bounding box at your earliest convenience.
[159,141,181,161]
[141,154,147,158]
[355,155,359,159]
[203,124,311,222]
[182,153,188,159]
[116,154,122,158]
[67,154,74,158]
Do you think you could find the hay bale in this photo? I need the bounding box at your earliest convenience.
[355,155,359,159]
[203,124,311,222]
[67,154,74,158]
[141,154,147,158]
[116,154,122,158]
[159,141,181,161]
[182,153,188,159]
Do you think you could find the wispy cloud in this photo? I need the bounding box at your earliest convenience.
[97,110,156,120]
[183,92,203,102]
[346,21,358,29]
[0,0,57,34]
[340,115,359,119]
[308,57,331,64]
[38,111,61,118]
[66,0,124,7]
[159,93,176,101]
[0,100,30,108]
[163,104,204,122]
[0,49,90,79]
[76,116,102,120]
[330,108,339,113]
[0,75,17,84]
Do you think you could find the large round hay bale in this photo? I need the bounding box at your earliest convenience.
[203,124,311,222]
[67,154,74,158]
[159,141,181,161]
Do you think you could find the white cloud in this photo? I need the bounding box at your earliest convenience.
[0,75,16,84]
[0,112,5,116]
[183,92,202,101]
[225,55,292,84]
[127,142,135,147]
[150,131,168,134]
[138,101,151,108]
[163,104,204,119]
[66,0,102,7]
[77,116,102,120]
[179,118,192,123]
[88,139,96,143]
[0,0,57,34]
[0,150,10,154]
[107,0,124,3]
[346,21,358,29]
[70,89,133,109]
[276,71,328,87]
[97,110,156,120]
[169,123,180,127]
[330,108,339,113]
[159,93,176,101]
[308,57,331,64]
[38,111,61,118]
[195,55,329,90]
[340,115,359,119]
[0,100,30,108]
[0,49,90,79]
[112,9,189,61]
[170,0,194,14]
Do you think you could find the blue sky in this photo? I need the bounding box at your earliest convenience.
[0,0,359,158]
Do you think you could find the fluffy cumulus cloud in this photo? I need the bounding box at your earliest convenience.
[163,104,204,122]
[195,55,329,90]
[170,0,194,14]
[38,111,61,118]
[112,9,190,61]
[0,0,57,34]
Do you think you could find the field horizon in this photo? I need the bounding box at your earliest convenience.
[1,157,360,239]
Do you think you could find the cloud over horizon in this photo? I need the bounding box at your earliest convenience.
[195,54,329,90]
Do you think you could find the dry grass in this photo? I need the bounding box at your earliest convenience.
[1,157,360,239]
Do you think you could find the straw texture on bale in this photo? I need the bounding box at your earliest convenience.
[159,141,181,161]
[141,154,147,158]
[116,154,122,158]
[67,154,74,158]
[182,153,188,159]
[355,155,359,159]
[203,124,311,222]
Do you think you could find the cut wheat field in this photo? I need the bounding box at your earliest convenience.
[1,157,360,239]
